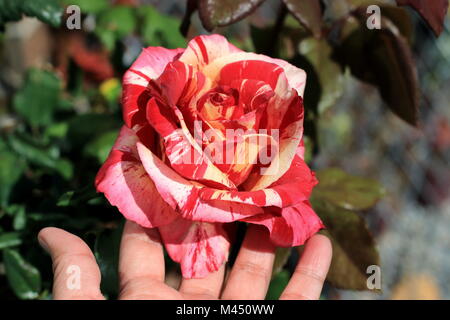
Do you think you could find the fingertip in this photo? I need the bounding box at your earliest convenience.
[307,234,333,267]
[221,224,276,299]
[38,226,54,239]
[123,220,161,243]
[38,227,68,241]
[118,220,166,288]
[307,234,333,257]
[37,227,61,253]
[298,233,333,274]
[37,227,94,258]
[280,234,332,300]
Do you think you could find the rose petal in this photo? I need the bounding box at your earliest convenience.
[95,126,178,228]
[204,107,263,135]
[122,47,184,127]
[158,217,232,278]
[197,86,241,121]
[203,51,306,97]
[243,95,305,190]
[270,56,307,97]
[208,131,278,187]
[146,97,236,189]
[136,141,263,223]
[198,79,273,136]
[233,79,275,113]
[179,34,241,69]
[199,154,317,207]
[150,60,207,110]
[219,60,285,92]
[243,201,324,247]
[297,139,306,159]
[209,58,297,132]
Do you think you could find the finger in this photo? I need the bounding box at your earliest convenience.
[280,234,332,300]
[179,265,225,299]
[221,225,276,300]
[38,227,104,300]
[119,221,176,299]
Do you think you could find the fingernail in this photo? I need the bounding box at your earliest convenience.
[38,234,50,253]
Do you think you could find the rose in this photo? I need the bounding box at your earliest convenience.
[95,34,324,278]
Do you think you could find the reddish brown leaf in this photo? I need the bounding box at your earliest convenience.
[283,0,323,38]
[198,0,265,31]
[333,15,420,126]
[311,198,380,291]
[396,0,449,36]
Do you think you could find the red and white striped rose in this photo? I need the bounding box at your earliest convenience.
[95,34,324,278]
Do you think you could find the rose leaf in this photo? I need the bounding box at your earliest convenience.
[198,0,266,31]
[332,15,420,126]
[396,0,449,36]
[313,168,385,211]
[3,249,42,299]
[312,198,380,291]
[283,0,323,38]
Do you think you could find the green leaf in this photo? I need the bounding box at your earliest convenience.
[95,28,116,52]
[61,0,108,14]
[13,69,62,127]
[0,0,23,24]
[138,6,186,49]
[67,114,121,149]
[3,249,41,299]
[5,204,27,231]
[44,122,69,139]
[314,168,385,211]
[0,232,23,249]
[266,270,290,300]
[333,15,420,126]
[7,133,56,168]
[94,224,124,299]
[396,0,449,36]
[0,151,25,207]
[7,133,73,179]
[198,0,265,31]
[57,185,99,207]
[312,198,380,291]
[0,0,62,29]
[84,130,118,164]
[13,207,27,230]
[283,0,323,38]
[28,212,67,221]
[299,38,344,114]
[21,0,62,27]
[54,158,74,180]
[95,5,136,50]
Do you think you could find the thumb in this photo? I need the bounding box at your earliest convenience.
[38,227,104,300]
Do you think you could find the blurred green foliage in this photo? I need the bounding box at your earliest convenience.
[0,0,62,30]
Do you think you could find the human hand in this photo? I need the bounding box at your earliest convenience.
[37,221,332,300]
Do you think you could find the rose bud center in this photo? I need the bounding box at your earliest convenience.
[198,86,242,121]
